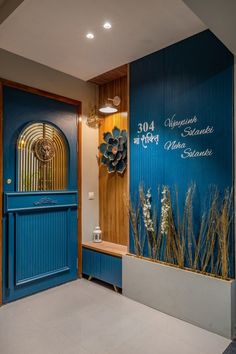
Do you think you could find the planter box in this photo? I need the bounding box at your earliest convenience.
[123,254,236,339]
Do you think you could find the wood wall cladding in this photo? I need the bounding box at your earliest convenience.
[89,64,127,85]
[99,76,128,245]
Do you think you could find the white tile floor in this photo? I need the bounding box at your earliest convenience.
[0,279,230,354]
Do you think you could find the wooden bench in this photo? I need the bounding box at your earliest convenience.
[82,241,127,291]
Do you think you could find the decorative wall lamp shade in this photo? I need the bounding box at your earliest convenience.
[99,96,121,114]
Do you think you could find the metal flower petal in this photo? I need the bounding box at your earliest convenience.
[116,160,126,174]
[108,137,119,146]
[108,161,116,173]
[107,152,116,161]
[103,132,112,143]
[107,145,113,152]
[121,130,127,139]
[112,127,120,138]
[101,155,108,165]
[112,152,122,166]
[99,143,107,154]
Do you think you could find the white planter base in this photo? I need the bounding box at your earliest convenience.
[123,254,236,339]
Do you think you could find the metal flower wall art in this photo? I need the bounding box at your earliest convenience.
[99,126,127,174]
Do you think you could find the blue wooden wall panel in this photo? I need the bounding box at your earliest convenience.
[82,248,100,278]
[4,204,78,302]
[129,30,234,267]
[100,253,122,288]
[15,210,68,284]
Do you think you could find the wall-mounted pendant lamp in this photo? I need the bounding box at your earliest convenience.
[99,96,121,114]
[86,105,104,128]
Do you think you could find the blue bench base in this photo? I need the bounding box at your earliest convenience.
[82,247,122,288]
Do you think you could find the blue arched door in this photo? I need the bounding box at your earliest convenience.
[2,86,79,303]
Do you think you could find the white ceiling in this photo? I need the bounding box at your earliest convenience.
[183,0,236,55]
[0,0,206,81]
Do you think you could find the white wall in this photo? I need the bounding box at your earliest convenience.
[0,48,99,242]
[183,0,236,55]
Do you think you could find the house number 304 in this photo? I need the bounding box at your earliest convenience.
[137,121,155,133]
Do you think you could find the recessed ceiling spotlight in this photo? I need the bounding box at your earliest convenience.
[103,22,112,29]
[86,33,94,39]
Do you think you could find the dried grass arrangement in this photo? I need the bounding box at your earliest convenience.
[129,184,233,280]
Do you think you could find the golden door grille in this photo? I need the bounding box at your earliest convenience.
[17,122,68,191]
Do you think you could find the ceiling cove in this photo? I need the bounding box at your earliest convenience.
[0,0,206,81]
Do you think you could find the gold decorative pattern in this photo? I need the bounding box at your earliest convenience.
[17,122,67,191]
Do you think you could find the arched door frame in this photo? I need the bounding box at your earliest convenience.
[0,78,82,305]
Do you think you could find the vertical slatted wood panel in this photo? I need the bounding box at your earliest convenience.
[99,76,128,245]
[15,210,69,284]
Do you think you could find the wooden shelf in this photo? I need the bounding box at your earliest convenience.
[82,241,127,258]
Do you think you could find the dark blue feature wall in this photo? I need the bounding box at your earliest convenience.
[129,30,234,255]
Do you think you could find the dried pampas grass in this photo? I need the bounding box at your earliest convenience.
[129,184,233,280]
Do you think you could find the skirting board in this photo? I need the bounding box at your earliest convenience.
[122,255,236,339]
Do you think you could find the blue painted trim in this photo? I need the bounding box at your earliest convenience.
[16,266,70,286]
[67,208,72,271]
[7,213,14,291]
[5,190,78,196]
[4,191,78,213]
[6,204,78,213]
[3,275,78,303]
